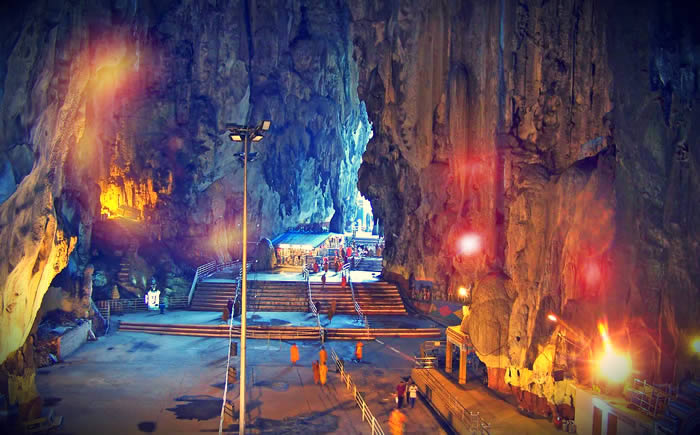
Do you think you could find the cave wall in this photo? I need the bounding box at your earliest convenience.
[0,0,369,370]
[354,0,699,385]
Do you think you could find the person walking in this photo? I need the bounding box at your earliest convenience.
[396,381,406,409]
[355,341,364,363]
[328,300,336,324]
[319,346,327,366]
[160,290,168,314]
[408,383,418,408]
[290,343,299,366]
[341,272,347,289]
[227,297,234,318]
[321,272,327,289]
[312,360,320,384]
[319,362,328,386]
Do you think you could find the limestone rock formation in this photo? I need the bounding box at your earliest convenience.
[354,0,699,390]
[0,0,698,419]
[0,0,369,368]
[252,238,277,271]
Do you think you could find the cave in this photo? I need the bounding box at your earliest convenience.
[1,1,699,434]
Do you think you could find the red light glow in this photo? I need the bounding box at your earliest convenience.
[583,260,602,286]
[458,233,482,256]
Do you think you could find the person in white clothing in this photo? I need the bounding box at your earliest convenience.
[408,383,418,408]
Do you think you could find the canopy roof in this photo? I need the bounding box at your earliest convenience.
[271,231,341,249]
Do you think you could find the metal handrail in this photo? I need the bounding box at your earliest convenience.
[343,262,368,328]
[412,368,490,434]
[304,269,324,342]
[188,260,242,306]
[330,348,385,435]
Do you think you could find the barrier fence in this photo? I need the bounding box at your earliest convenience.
[411,368,490,434]
[330,348,384,435]
[96,295,189,323]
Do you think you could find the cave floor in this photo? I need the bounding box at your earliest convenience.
[35,317,446,435]
[109,309,438,330]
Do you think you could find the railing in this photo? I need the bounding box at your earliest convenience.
[330,348,384,435]
[95,295,189,316]
[343,263,368,328]
[188,260,242,306]
[303,269,324,342]
[95,302,110,334]
[412,368,490,434]
[414,356,438,369]
[628,378,673,418]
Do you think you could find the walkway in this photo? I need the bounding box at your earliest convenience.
[36,328,369,434]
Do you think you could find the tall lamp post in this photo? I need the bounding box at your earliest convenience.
[227,119,270,435]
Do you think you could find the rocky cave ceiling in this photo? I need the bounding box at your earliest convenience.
[0,0,699,396]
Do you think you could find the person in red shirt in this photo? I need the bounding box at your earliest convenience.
[396,381,406,409]
[341,272,347,289]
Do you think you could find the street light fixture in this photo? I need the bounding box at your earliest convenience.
[223,120,271,435]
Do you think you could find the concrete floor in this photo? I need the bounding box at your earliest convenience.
[36,311,445,434]
[37,307,559,435]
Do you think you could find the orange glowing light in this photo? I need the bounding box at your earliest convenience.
[547,314,558,322]
[596,322,632,383]
[458,233,482,256]
[458,286,468,297]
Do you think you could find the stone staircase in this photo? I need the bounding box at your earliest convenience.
[247,281,308,312]
[117,321,441,340]
[190,281,237,311]
[353,257,383,272]
[311,281,406,315]
[116,240,140,294]
[190,280,308,312]
[190,279,406,315]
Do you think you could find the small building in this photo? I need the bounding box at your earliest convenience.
[271,231,344,265]
[574,385,654,435]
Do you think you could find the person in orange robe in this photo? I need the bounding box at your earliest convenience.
[319,362,328,386]
[355,341,364,362]
[319,346,327,366]
[312,360,320,384]
[389,409,406,435]
[290,343,299,366]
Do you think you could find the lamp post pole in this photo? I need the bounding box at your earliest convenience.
[224,120,269,435]
[239,131,248,435]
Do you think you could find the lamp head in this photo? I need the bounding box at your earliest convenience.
[547,314,558,322]
[230,133,243,142]
[260,120,271,131]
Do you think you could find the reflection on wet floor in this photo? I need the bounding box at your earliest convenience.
[166,395,229,421]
